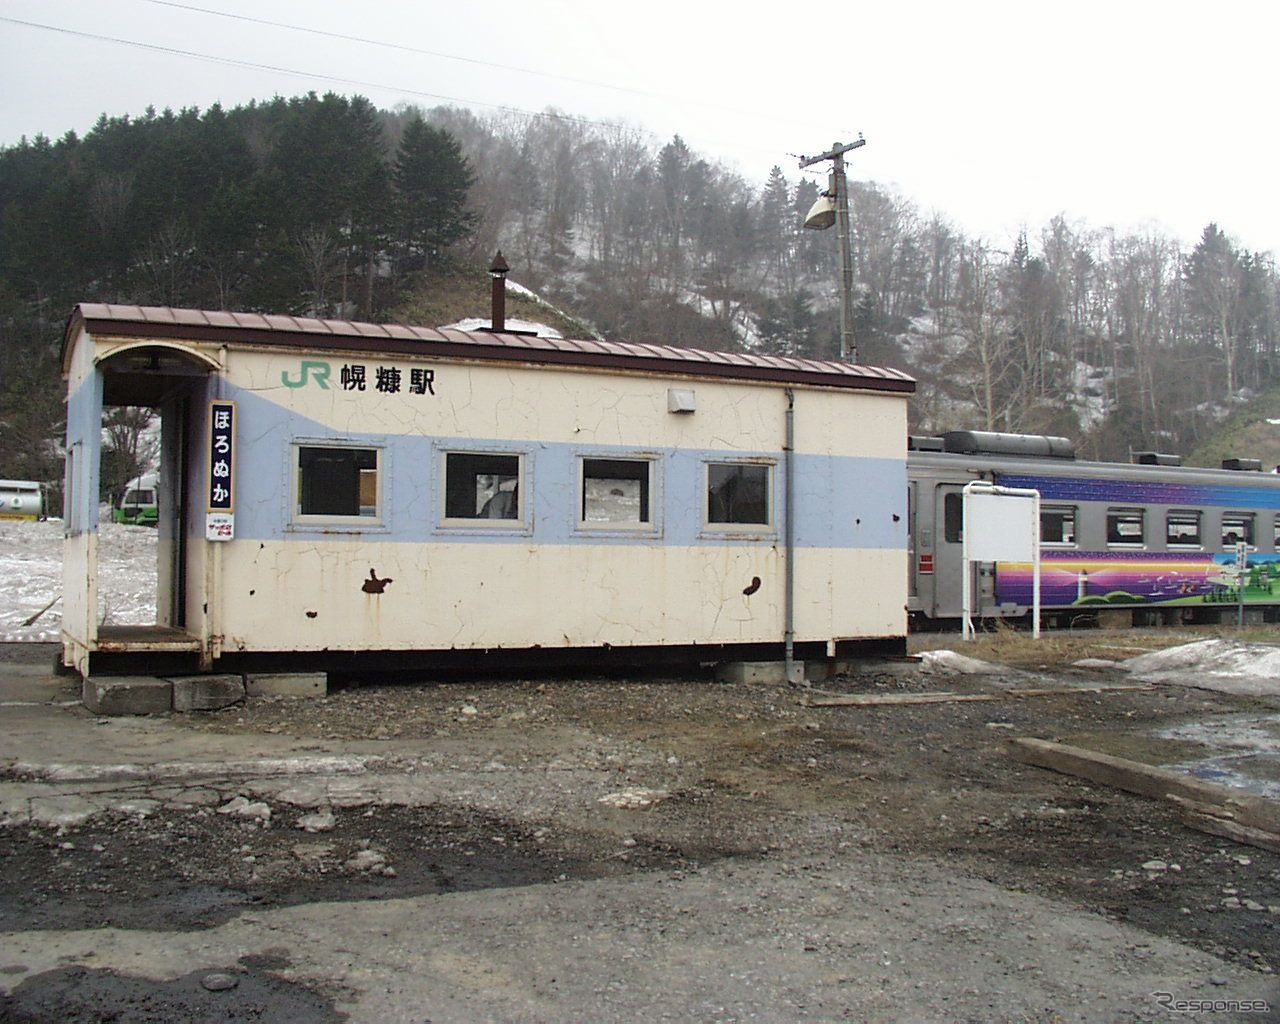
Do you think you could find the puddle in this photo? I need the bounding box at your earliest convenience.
[1065,714,1280,801]
[0,962,345,1024]
[1157,714,1280,800]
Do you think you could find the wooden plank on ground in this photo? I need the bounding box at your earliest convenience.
[1011,737,1280,835]
[806,683,1150,708]
[1175,806,1280,856]
[806,691,991,707]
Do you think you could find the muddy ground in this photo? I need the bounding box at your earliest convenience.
[2,632,1279,1021]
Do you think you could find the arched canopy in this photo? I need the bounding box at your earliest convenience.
[95,342,219,406]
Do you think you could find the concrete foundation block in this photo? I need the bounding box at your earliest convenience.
[245,672,328,698]
[82,675,172,716]
[169,674,245,712]
[715,661,804,686]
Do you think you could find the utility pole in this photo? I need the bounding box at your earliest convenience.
[799,137,865,363]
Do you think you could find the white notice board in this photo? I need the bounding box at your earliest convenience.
[964,491,1036,561]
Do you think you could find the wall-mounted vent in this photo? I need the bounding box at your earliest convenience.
[941,431,1075,460]
[1222,458,1263,472]
[1133,452,1182,466]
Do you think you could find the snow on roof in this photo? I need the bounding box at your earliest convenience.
[444,316,563,339]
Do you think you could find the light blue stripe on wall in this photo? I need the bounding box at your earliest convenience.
[210,382,909,551]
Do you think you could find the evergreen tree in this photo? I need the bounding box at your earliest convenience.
[393,117,475,274]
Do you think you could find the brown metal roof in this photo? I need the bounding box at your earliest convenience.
[66,303,916,394]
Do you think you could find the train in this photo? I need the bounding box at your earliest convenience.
[907,430,1280,629]
[112,473,160,526]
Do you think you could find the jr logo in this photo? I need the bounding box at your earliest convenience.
[281,360,332,390]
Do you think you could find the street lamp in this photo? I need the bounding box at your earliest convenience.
[799,137,865,363]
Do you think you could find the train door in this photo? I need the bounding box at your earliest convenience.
[930,484,997,620]
[931,486,967,618]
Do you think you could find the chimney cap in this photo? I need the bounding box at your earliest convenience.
[489,250,509,277]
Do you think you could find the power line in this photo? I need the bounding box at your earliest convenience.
[139,0,828,138]
[0,15,633,135]
[1,15,825,175]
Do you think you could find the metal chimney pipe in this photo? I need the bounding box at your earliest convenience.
[489,250,509,333]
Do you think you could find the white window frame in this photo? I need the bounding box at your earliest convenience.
[291,440,384,530]
[576,454,660,536]
[438,446,530,532]
[703,459,776,536]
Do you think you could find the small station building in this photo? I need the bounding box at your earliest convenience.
[61,303,914,680]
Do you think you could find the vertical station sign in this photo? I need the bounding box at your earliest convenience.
[206,400,235,541]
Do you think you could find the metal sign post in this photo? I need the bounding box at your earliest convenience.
[961,482,1041,641]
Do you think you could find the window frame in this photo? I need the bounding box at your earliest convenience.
[1221,511,1255,549]
[943,491,963,545]
[1165,509,1203,549]
[576,454,660,535]
[703,458,776,535]
[1039,504,1077,547]
[291,440,384,531]
[1105,506,1146,548]
[437,446,530,532]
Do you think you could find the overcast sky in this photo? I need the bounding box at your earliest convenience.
[2,0,1277,256]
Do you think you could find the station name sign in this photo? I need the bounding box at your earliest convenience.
[281,360,437,396]
[206,399,235,541]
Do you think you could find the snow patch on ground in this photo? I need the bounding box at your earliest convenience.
[1122,639,1280,696]
[917,649,1001,674]
[0,519,157,642]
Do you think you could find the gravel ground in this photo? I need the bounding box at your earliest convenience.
[2,636,1279,1021]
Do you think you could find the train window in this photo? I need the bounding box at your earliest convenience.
[1040,505,1076,545]
[1221,512,1254,547]
[444,452,521,520]
[1274,514,1280,549]
[706,462,771,527]
[943,493,962,544]
[1106,507,1145,546]
[296,446,379,518]
[1166,510,1202,547]
[581,458,651,526]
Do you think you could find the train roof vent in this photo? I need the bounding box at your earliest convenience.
[908,435,945,452]
[1222,457,1263,471]
[941,430,1075,460]
[1132,451,1183,466]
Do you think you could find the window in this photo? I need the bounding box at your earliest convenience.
[297,446,378,518]
[581,458,651,526]
[1274,514,1280,550]
[1221,512,1254,547]
[707,462,771,527]
[1166,510,1202,547]
[1106,507,1145,546]
[1040,505,1076,545]
[444,452,520,520]
[943,492,963,544]
[123,488,156,506]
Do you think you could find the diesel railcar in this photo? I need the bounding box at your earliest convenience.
[908,431,1280,628]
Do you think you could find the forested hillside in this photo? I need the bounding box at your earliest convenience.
[2,92,1278,491]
